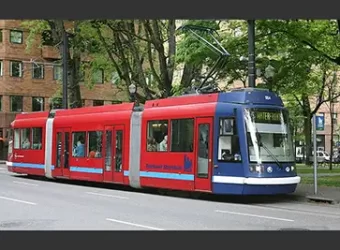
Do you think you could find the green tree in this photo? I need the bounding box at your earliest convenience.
[22,20,87,108]
[255,19,340,165]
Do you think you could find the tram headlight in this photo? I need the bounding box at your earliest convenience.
[285,167,290,172]
[291,166,295,171]
[267,166,273,173]
[249,164,264,173]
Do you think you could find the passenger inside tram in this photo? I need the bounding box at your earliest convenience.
[74,135,85,157]
[147,137,157,152]
[89,147,96,158]
[22,137,30,149]
[159,135,168,151]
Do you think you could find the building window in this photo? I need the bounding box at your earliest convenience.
[147,120,168,152]
[53,64,62,81]
[170,119,194,152]
[32,97,45,112]
[82,99,85,106]
[0,60,2,76]
[72,132,86,157]
[88,131,102,158]
[0,29,2,43]
[32,63,44,79]
[10,61,23,77]
[93,100,104,106]
[10,95,23,112]
[10,30,23,44]
[41,30,54,46]
[93,69,104,84]
[0,95,2,111]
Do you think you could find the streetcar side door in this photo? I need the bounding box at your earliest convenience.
[194,117,213,192]
[55,128,71,178]
[103,125,124,184]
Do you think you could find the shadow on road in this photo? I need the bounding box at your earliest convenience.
[13,174,303,205]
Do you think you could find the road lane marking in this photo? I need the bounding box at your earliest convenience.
[13,181,39,187]
[106,218,164,230]
[86,192,129,200]
[0,195,37,205]
[251,204,340,219]
[215,210,294,222]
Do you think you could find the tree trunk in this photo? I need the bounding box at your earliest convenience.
[48,20,82,109]
[302,94,312,165]
[330,102,334,170]
[304,115,312,165]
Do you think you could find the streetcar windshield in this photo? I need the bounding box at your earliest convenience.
[244,108,294,163]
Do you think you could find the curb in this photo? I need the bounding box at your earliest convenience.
[306,195,338,205]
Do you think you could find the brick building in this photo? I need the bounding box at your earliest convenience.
[0,20,128,159]
[314,102,340,153]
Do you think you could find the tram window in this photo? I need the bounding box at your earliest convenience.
[273,134,284,147]
[105,130,112,171]
[170,118,194,152]
[88,131,103,158]
[56,132,62,168]
[14,129,20,149]
[31,128,43,150]
[115,130,123,172]
[147,120,168,152]
[20,128,31,149]
[72,131,86,157]
[218,118,241,162]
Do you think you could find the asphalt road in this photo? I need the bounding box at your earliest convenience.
[1,164,340,230]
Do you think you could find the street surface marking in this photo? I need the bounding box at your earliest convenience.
[215,210,294,222]
[0,195,37,205]
[86,192,129,200]
[251,204,340,219]
[106,218,164,230]
[13,181,39,187]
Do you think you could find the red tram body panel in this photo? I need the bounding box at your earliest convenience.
[8,112,49,176]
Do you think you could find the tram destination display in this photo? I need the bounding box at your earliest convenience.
[251,109,285,124]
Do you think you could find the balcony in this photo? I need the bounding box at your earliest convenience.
[41,45,60,59]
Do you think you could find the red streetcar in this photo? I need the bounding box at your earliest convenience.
[6,88,300,196]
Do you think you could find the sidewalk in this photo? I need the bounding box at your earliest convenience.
[294,184,340,204]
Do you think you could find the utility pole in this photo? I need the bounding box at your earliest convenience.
[62,29,68,109]
[247,20,256,88]
[312,114,318,195]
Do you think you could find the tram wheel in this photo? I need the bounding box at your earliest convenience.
[158,189,168,196]
[190,192,201,199]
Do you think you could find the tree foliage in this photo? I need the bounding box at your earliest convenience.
[20,19,340,165]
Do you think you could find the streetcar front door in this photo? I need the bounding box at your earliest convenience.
[194,117,213,192]
[103,125,124,184]
[55,128,71,178]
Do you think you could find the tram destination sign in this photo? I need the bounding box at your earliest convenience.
[252,109,283,124]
